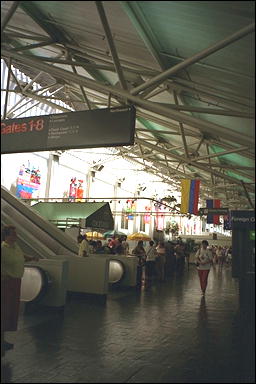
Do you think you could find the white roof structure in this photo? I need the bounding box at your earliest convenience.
[1,1,255,209]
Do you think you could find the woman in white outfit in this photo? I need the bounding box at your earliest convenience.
[195,240,213,296]
[145,241,157,284]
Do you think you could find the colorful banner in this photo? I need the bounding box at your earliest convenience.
[180,179,200,214]
[144,206,151,224]
[76,179,84,201]
[206,199,221,224]
[16,162,41,199]
[69,177,77,201]
[68,178,85,202]
[126,199,136,220]
[155,201,165,230]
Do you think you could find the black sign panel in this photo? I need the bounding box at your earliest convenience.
[1,106,136,154]
[231,210,255,229]
[199,207,229,216]
[231,210,255,280]
[86,204,114,230]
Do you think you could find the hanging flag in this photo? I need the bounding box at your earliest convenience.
[76,180,84,201]
[144,206,151,224]
[180,179,200,214]
[213,199,221,225]
[155,203,165,230]
[224,213,232,230]
[69,177,77,202]
[206,199,221,224]
[126,199,136,220]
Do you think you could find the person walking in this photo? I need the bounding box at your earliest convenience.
[155,241,166,281]
[226,246,232,266]
[167,241,176,276]
[132,240,146,287]
[195,240,213,296]
[78,234,91,257]
[1,225,38,353]
[145,241,157,285]
[175,241,186,275]
[216,246,222,265]
[121,236,129,255]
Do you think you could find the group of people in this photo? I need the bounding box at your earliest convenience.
[77,235,190,285]
[77,234,129,257]
[211,245,232,266]
[131,239,189,286]
[131,239,232,295]
[1,223,232,357]
[77,234,232,297]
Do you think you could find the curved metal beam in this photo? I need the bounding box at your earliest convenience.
[95,1,128,90]
[1,49,254,148]
[131,23,255,95]
[1,1,20,33]
[135,138,255,192]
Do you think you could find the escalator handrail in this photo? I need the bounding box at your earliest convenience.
[1,186,78,255]
[1,210,55,259]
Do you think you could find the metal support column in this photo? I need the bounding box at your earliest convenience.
[1,1,20,33]
[173,91,189,159]
[113,182,118,230]
[95,1,128,91]
[241,181,255,209]
[45,153,54,199]
[69,53,92,110]
[206,144,215,186]
[3,58,12,119]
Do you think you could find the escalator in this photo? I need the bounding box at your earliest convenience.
[1,186,79,304]
[1,186,79,259]
[1,187,125,301]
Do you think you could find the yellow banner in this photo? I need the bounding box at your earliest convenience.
[180,179,191,214]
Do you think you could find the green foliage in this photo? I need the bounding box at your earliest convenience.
[170,222,179,235]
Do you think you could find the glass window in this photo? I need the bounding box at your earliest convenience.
[140,215,145,232]
[121,209,128,229]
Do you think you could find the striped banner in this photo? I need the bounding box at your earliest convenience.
[206,199,221,224]
[180,179,200,214]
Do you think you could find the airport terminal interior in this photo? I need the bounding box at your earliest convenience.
[1,1,255,383]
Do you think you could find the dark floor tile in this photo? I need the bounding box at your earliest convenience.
[2,266,254,383]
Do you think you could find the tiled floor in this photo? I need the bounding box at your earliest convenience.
[1,264,255,383]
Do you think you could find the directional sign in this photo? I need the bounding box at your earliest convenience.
[199,207,229,216]
[1,106,136,154]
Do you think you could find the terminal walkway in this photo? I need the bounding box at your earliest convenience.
[2,265,254,383]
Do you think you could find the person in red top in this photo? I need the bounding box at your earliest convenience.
[109,236,118,249]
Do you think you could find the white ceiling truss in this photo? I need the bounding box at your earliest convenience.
[1,1,255,209]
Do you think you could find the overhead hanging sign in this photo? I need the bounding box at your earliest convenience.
[231,210,255,229]
[198,207,229,216]
[1,106,136,154]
